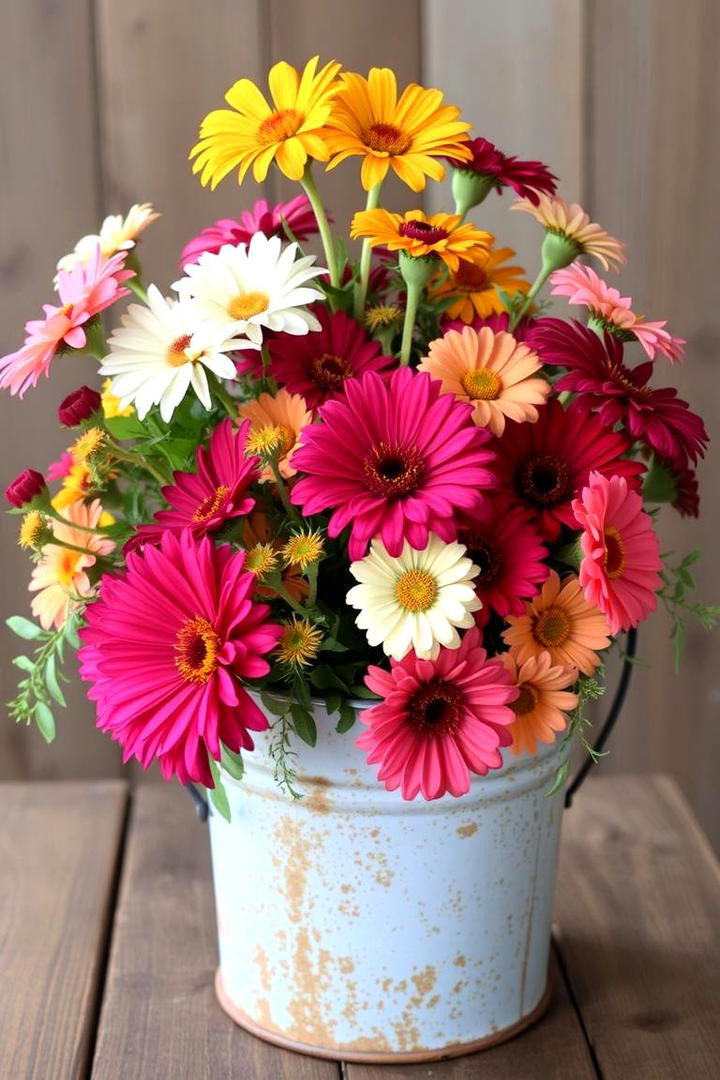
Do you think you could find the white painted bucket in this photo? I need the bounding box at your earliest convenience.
[209,692,568,1063]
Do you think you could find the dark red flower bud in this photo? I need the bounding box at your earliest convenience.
[58,385,102,427]
[5,469,47,508]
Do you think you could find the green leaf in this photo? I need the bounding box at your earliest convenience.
[290,704,317,747]
[207,758,232,821]
[546,759,569,798]
[7,616,45,641]
[220,745,245,781]
[64,618,82,650]
[45,655,67,708]
[12,656,35,674]
[104,415,148,440]
[310,664,349,692]
[349,684,377,700]
[34,702,56,744]
[335,703,356,734]
[260,691,288,717]
[324,692,343,716]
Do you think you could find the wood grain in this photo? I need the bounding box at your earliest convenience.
[0,781,128,1080]
[556,774,720,1078]
[89,784,340,1079]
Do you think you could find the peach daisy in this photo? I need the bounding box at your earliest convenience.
[428,245,531,323]
[350,210,491,273]
[238,388,313,480]
[57,203,159,274]
[502,652,579,756]
[511,193,626,272]
[503,570,611,675]
[418,326,550,436]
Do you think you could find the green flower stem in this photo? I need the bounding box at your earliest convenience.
[105,440,169,486]
[83,317,108,359]
[127,277,149,304]
[45,507,112,535]
[266,575,310,618]
[212,378,238,421]
[300,164,340,293]
[306,559,320,607]
[353,181,383,319]
[269,460,302,526]
[399,280,421,366]
[508,259,553,332]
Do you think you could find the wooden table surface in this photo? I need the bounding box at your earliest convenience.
[1,775,718,1080]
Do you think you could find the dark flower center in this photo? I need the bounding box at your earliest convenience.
[607,363,653,400]
[465,535,503,586]
[408,681,464,735]
[398,220,450,244]
[533,606,571,647]
[193,485,230,523]
[309,351,352,389]
[363,122,411,155]
[362,441,426,497]
[174,616,221,684]
[454,260,490,292]
[603,527,625,578]
[257,108,302,145]
[519,455,572,507]
[511,685,538,717]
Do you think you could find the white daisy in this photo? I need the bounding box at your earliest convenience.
[172,233,325,345]
[99,284,253,422]
[57,203,159,274]
[347,534,482,662]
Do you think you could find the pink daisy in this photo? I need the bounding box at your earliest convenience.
[441,311,552,357]
[540,319,708,471]
[490,399,645,542]
[180,195,318,268]
[572,471,662,635]
[357,625,518,801]
[445,137,557,205]
[47,452,75,483]
[457,500,549,622]
[550,263,685,363]
[132,419,259,548]
[79,530,281,787]
[0,245,133,397]
[290,368,496,561]
[267,305,394,408]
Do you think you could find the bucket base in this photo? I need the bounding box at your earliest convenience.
[215,968,552,1064]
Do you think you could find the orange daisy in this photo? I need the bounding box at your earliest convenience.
[502,651,579,756]
[418,326,550,436]
[238,388,313,480]
[511,194,626,272]
[350,210,491,273]
[428,245,530,322]
[502,570,611,675]
[324,67,471,191]
[242,511,309,604]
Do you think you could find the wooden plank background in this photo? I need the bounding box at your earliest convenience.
[1,1,718,844]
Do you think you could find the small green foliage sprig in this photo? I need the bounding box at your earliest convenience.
[6,611,82,743]
[546,669,606,797]
[660,551,720,671]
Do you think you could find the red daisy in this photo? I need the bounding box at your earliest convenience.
[446,137,557,204]
[290,368,496,561]
[357,625,518,801]
[180,194,319,268]
[670,465,700,518]
[132,419,259,548]
[266,305,394,408]
[78,530,281,786]
[457,500,549,622]
[539,319,708,470]
[490,399,645,541]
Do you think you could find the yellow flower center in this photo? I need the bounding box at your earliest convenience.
[276,618,323,667]
[365,304,402,332]
[603,526,625,579]
[57,549,80,586]
[282,531,324,570]
[511,685,538,717]
[228,290,269,321]
[192,485,230,523]
[363,122,412,156]
[394,569,438,613]
[166,333,194,368]
[71,427,106,463]
[174,616,221,685]
[245,543,278,578]
[257,108,302,145]
[461,368,502,401]
[18,511,45,551]
[534,606,571,647]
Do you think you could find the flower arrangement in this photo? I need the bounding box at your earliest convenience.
[4,57,717,814]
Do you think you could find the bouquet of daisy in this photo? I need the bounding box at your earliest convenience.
[3,57,716,813]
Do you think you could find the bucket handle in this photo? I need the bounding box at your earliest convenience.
[184,627,638,821]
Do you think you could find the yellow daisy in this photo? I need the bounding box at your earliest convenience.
[101,378,135,419]
[428,245,531,322]
[190,56,341,187]
[324,67,471,191]
[350,210,491,273]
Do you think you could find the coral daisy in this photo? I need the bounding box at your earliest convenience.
[29,499,115,631]
[572,472,662,635]
[503,570,611,676]
[350,210,491,273]
[502,652,578,756]
[267,305,393,407]
[190,56,341,187]
[57,203,159,273]
[133,419,259,547]
[290,368,496,561]
[173,234,325,345]
[428,244,530,323]
[550,263,685,363]
[446,137,557,209]
[347,534,481,661]
[100,285,246,422]
[490,399,645,541]
[418,325,550,436]
[357,625,518,801]
[456,501,549,621]
[511,194,626,272]
[78,531,282,786]
[0,247,133,397]
[541,319,708,470]
[238,388,313,481]
[180,195,319,268]
[324,67,471,191]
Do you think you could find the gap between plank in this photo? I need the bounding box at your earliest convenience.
[552,936,604,1080]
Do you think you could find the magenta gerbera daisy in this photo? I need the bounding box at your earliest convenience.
[357,625,518,801]
[78,530,281,786]
[132,419,259,548]
[267,305,394,407]
[490,399,645,541]
[572,472,662,634]
[457,500,549,622]
[441,311,552,357]
[446,137,557,205]
[290,368,496,560]
[540,319,708,470]
[180,194,319,268]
